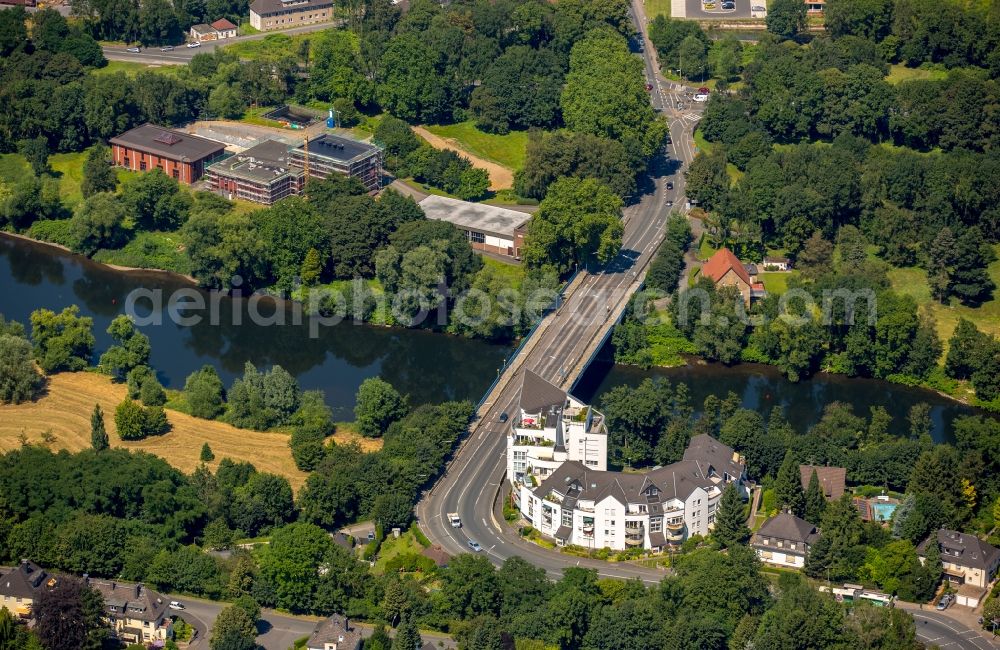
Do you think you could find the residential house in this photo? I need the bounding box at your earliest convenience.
[763,256,790,271]
[211,18,238,37]
[684,433,749,498]
[918,530,1000,607]
[799,465,846,500]
[0,560,55,619]
[190,18,238,41]
[418,195,530,261]
[87,578,171,644]
[249,0,333,31]
[751,513,819,569]
[507,370,608,490]
[306,614,362,650]
[700,247,766,305]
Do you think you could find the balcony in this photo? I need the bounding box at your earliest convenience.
[666,520,685,531]
[624,522,645,546]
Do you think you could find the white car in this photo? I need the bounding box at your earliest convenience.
[126,46,141,53]
[187,41,202,48]
[467,540,482,552]
[168,601,185,610]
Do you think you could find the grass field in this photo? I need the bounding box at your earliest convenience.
[225,32,310,60]
[759,271,796,295]
[0,372,381,490]
[92,60,181,76]
[643,0,672,19]
[0,372,309,489]
[49,152,89,208]
[886,64,948,85]
[371,529,427,575]
[422,121,529,171]
[888,246,1000,346]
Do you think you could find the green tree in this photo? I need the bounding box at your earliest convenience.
[184,365,226,419]
[677,35,708,81]
[98,315,151,380]
[354,377,407,438]
[366,625,392,650]
[91,404,109,451]
[300,247,323,287]
[231,472,294,536]
[796,231,834,280]
[713,482,750,548]
[392,615,422,650]
[120,169,191,231]
[0,5,27,56]
[80,145,118,198]
[227,363,301,430]
[18,137,50,176]
[71,192,131,256]
[114,398,168,440]
[684,151,729,210]
[209,605,256,650]
[753,573,844,650]
[774,451,805,517]
[804,469,826,524]
[523,176,623,274]
[766,0,807,40]
[713,37,743,82]
[0,333,41,404]
[33,577,111,650]
[200,442,215,462]
[30,305,95,373]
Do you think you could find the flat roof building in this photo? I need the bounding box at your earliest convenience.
[417,195,530,260]
[206,139,304,205]
[110,124,226,184]
[249,0,332,31]
[286,134,383,192]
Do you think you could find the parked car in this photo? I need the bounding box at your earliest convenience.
[126,46,141,53]
[187,41,201,48]
[936,594,954,610]
[160,45,174,51]
[169,601,185,610]
[721,1,735,8]
[499,412,508,423]
[467,540,482,552]
[666,181,674,190]
[752,4,765,10]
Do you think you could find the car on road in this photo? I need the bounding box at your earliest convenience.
[126,46,141,53]
[169,601,185,610]
[936,594,954,610]
[187,41,201,48]
[448,513,462,528]
[160,45,174,51]
[666,200,673,207]
[666,181,674,190]
[645,83,653,91]
[499,412,508,423]
[467,540,482,552]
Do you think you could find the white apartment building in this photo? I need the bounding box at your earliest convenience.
[507,371,746,551]
[507,370,608,486]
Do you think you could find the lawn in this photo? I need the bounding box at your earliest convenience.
[693,129,713,155]
[482,255,525,287]
[643,0,672,19]
[91,60,181,76]
[49,152,89,208]
[885,64,948,85]
[759,271,796,296]
[224,32,311,60]
[422,121,529,171]
[372,529,428,575]
[0,153,30,184]
[887,245,1000,347]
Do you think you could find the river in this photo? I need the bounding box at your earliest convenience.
[575,359,980,444]
[1,235,982,435]
[0,235,511,420]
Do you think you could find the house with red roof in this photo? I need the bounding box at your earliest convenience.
[700,248,766,305]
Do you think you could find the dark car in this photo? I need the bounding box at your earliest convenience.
[499,412,508,423]
[721,1,735,8]
[645,83,653,91]
[667,181,674,190]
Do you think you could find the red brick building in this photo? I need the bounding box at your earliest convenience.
[110,124,226,184]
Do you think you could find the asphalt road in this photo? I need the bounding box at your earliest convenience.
[909,610,1000,650]
[101,21,337,64]
[415,0,700,586]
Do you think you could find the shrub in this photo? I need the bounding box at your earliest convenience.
[114,398,169,440]
[28,219,78,248]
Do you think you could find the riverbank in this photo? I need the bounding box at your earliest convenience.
[0,371,377,491]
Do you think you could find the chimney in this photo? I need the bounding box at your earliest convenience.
[135,584,142,598]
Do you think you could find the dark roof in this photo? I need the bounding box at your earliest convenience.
[755,513,818,544]
[293,133,380,164]
[207,139,302,184]
[211,17,237,29]
[110,124,226,162]
[190,23,214,34]
[519,370,566,414]
[88,580,167,624]
[251,0,332,16]
[799,465,846,500]
[307,614,362,650]
[534,459,714,507]
[918,530,1000,571]
[0,561,52,599]
[682,434,744,481]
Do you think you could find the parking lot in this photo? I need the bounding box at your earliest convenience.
[683,0,759,19]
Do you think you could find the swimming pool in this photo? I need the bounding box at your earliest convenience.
[872,502,897,521]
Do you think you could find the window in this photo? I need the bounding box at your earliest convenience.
[609,520,615,526]
[140,161,147,171]
[123,157,130,166]
[562,511,572,527]
[172,168,179,179]
[650,517,662,533]
[639,504,647,513]
[469,231,485,244]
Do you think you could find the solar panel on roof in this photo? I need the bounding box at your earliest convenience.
[154,131,182,146]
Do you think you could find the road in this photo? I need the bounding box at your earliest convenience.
[415,0,699,585]
[101,21,337,64]
[906,609,1000,650]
